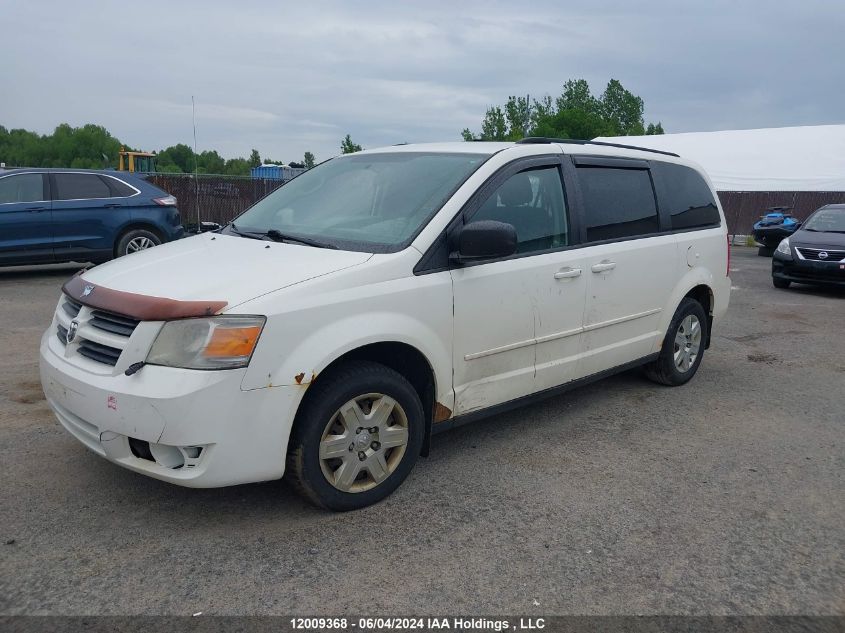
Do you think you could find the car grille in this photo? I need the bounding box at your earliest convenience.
[89,310,140,337]
[796,247,845,262]
[788,268,845,283]
[55,297,141,367]
[62,297,82,319]
[77,339,123,366]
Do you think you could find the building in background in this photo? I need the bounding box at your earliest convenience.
[598,124,845,235]
[250,164,306,181]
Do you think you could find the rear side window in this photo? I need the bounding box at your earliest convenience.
[577,167,659,242]
[654,162,720,230]
[53,173,112,200]
[101,176,137,197]
[0,173,44,203]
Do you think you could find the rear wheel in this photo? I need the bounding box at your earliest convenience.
[645,297,707,386]
[773,277,791,289]
[285,361,424,511]
[116,228,161,258]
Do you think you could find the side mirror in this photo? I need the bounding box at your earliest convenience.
[450,220,517,264]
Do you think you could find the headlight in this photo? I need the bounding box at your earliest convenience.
[147,316,265,370]
[776,238,791,256]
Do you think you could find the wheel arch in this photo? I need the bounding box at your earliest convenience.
[683,284,714,348]
[656,269,716,353]
[293,341,440,457]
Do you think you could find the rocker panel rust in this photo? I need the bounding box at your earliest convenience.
[434,402,452,423]
[63,275,228,321]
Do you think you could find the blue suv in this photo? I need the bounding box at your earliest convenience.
[0,168,184,266]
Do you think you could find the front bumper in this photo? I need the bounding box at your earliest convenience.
[772,250,845,287]
[39,328,304,487]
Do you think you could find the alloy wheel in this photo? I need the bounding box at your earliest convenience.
[126,236,156,253]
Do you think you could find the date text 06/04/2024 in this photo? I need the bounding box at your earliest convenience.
[289,617,547,631]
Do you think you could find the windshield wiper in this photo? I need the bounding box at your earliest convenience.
[264,229,337,249]
[227,223,264,240]
[227,224,336,249]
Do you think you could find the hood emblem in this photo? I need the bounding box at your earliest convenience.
[82,284,95,297]
[818,251,829,260]
[66,320,79,344]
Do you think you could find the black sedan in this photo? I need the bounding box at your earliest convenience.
[772,204,845,289]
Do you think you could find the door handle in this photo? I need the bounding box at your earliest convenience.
[554,267,582,279]
[591,260,617,273]
[103,203,122,208]
[26,206,47,212]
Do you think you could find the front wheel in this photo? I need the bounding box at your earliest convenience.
[116,229,161,258]
[285,361,424,511]
[645,297,707,386]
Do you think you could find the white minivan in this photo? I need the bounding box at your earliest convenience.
[40,139,731,510]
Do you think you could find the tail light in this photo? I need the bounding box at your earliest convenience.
[726,234,731,277]
[153,195,177,206]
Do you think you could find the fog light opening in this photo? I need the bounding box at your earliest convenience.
[181,446,202,459]
[128,437,154,462]
[128,438,205,469]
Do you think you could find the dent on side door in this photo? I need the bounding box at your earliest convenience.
[451,258,539,415]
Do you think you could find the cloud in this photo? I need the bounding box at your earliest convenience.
[0,0,842,163]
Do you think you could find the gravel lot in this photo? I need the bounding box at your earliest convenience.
[0,248,842,616]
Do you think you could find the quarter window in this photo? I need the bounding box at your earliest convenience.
[654,162,720,230]
[0,173,44,204]
[469,166,569,253]
[53,173,112,201]
[102,176,137,197]
[577,167,659,242]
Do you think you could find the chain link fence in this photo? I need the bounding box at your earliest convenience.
[145,173,285,228]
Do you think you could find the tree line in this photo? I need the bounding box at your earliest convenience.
[0,123,324,175]
[1,80,658,175]
[461,78,663,141]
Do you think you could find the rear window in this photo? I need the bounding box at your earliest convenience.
[577,167,659,242]
[101,176,137,197]
[53,173,112,200]
[654,162,721,230]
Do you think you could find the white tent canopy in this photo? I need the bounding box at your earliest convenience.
[596,124,845,192]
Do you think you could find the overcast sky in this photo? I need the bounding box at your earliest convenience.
[1,0,842,163]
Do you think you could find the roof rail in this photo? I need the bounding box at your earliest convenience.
[516,136,680,158]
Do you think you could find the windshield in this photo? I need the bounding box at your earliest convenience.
[229,152,488,252]
[803,207,845,232]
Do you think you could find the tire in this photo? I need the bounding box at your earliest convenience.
[644,297,708,387]
[116,228,161,258]
[757,246,774,257]
[773,277,791,289]
[285,361,424,511]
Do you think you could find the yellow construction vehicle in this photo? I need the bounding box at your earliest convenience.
[118,147,157,173]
